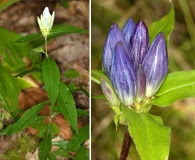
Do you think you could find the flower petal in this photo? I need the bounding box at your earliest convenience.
[142,33,168,97]
[136,64,146,102]
[100,78,120,106]
[122,18,136,45]
[102,24,128,77]
[110,42,136,106]
[130,20,149,70]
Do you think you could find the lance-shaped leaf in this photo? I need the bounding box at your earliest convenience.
[0,101,47,135]
[39,131,52,160]
[142,33,168,97]
[149,4,174,45]
[102,24,128,77]
[130,20,149,69]
[152,71,195,106]
[110,42,136,106]
[122,18,136,44]
[42,57,60,106]
[122,105,171,160]
[57,82,78,132]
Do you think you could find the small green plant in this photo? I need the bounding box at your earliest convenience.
[0,7,89,160]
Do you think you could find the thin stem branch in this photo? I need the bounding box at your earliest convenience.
[45,36,48,57]
[119,130,132,160]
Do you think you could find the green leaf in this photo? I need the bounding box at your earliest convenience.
[149,4,174,44]
[52,148,73,158]
[91,70,112,85]
[15,24,87,46]
[63,69,79,78]
[0,66,20,113]
[14,66,41,77]
[0,0,20,12]
[153,71,195,106]
[48,153,56,160]
[0,101,47,135]
[67,125,89,152]
[74,146,89,160]
[57,83,78,132]
[52,140,69,150]
[77,108,89,117]
[42,57,60,106]
[39,131,52,160]
[30,120,59,138]
[122,106,171,160]
[0,28,31,72]
[30,46,43,64]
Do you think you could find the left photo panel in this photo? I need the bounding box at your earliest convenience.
[0,0,89,159]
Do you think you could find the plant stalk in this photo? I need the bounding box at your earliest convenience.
[119,130,132,160]
[45,37,48,57]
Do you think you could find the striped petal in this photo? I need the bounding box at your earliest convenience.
[110,42,136,106]
[142,33,168,97]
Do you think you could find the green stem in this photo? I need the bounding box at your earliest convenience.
[45,37,48,57]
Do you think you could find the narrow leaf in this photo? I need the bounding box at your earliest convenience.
[14,24,87,46]
[67,125,89,152]
[122,105,171,160]
[0,101,47,135]
[52,140,69,150]
[0,0,20,12]
[42,57,60,106]
[74,146,89,160]
[149,4,174,44]
[58,82,78,132]
[0,66,20,113]
[39,131,52,160]
[153,71,195,106]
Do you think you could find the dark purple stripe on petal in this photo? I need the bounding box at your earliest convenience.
[110,42,136,106]
[142,33,168,97]
[130,20,149,70]
[136,64,146,102]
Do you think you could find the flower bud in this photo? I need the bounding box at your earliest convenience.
[102,24,128,77]
[122,18,136,45]
[142,33,168,97]
[37,7,55,38]
[110,42,136,106]
[100,78,119,106]
[130,20,149,70]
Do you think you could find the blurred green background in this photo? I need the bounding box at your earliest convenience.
[91,0,195,159]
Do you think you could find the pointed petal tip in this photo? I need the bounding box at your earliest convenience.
[137,20,147,28]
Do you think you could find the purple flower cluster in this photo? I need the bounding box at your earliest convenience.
[102,19,168,106]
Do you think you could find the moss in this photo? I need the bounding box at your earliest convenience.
[0,133,39,160]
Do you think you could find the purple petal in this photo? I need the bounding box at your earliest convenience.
[110,42,136,106]
[102,24,128,77]
[122,18,136,45]
[142,33,168,97]
[136,64,146,102]
[100,78,119,106]
[130,20,149,69]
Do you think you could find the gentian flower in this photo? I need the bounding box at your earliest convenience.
[102,18,168,107]
[100,78,120,106]
[37,7,55,38]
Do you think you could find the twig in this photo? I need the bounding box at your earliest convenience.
[119,130,132,160]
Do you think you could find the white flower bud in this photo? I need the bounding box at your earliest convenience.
[37,7,55,38]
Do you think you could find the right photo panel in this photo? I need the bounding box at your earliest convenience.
[91,0,195,160]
